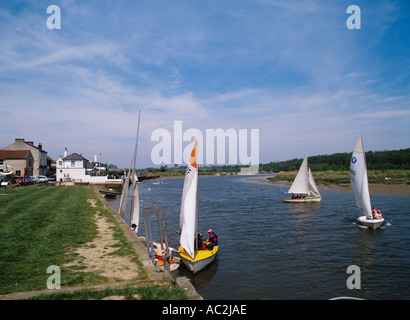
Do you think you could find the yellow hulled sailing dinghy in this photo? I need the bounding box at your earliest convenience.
[178,139,218,274]
[282,155,322,203]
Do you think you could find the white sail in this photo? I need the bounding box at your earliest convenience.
[308,168,321,197]
[288,156,309,194]
[130,182,140,229]
[179,139,198,260]
[350,136,373,220]
[118,168,130,218]
[118,111,141,228]
[130,111,141,233]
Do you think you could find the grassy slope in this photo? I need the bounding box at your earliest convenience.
[0,185,186,299]
[0,185,99,293]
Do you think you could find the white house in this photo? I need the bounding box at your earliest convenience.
[56,148,122,184]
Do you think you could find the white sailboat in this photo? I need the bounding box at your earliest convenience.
[350,136,385,229]
[282,155,322,203]
[118,111,141,234]
[178,139,218,274]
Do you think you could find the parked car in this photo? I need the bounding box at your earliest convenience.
[15,176,28,185]
[48,174,56,181]
[26,177,34,185]
[30,176,38,184]
[37,175,48,183]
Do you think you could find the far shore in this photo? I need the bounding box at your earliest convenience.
[146,173,410,196]
[244,175,410,197]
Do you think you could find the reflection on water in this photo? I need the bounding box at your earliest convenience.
[106,175,410,300]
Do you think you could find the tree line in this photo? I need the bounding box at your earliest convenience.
[260,148,410,172]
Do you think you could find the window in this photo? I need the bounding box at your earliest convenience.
[71,160,75,167]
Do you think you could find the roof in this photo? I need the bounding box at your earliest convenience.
[0,150,32,159]
[24,142,46,152]
[63,153,89,161]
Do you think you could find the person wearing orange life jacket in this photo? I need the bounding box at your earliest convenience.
[206,229,218,250]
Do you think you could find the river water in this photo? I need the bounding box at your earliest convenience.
[106,175,410,300]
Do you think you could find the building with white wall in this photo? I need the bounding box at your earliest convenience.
[56,148,122,184]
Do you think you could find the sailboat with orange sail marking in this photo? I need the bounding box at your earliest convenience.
[178,139,218,274]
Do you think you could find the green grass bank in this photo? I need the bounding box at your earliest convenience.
[0,185,187,300]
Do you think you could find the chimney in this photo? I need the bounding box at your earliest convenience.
[38,143,42,150]
[64,147,68,158]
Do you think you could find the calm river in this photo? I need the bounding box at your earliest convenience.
[107,175,410,300]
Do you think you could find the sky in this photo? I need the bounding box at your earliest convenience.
[0,0,409,169]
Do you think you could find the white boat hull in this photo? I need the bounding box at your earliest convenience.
[357,216,385,229]
[181,253,216,274]
[282,197,321,203]
[156,257,181,272]
[179,246,218,274]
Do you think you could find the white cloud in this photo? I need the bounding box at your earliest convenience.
[1,0,409,168]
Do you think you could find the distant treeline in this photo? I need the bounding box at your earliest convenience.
[260,148,410,172]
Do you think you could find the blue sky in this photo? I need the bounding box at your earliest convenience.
[0,0,409,168]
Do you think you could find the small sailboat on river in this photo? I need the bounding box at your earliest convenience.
[350,136,385,229]
[178,139,218,274]
[282,155,322,203]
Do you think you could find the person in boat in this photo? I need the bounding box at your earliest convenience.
[371,207,382,219]
[206,229,218,250]
[156,239,180,261]
[197,233,206,250]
